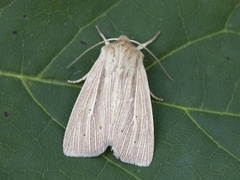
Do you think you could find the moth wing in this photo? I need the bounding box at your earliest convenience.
[111,64,154,167]
[63,55,110,157]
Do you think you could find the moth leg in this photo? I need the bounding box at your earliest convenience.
[95,26,110,45]
[135,31,173,80]
[137,31,161,50]
[150,91,163,101]
[68,73,88,84]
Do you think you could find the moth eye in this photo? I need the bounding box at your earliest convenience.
[100,126,102,129]
[121,130,123,133]
[134,141,136,144]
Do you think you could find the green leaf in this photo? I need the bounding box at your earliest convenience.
[1,0,240,179]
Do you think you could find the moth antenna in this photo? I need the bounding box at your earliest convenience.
[66,38,118,69]
[144,46,173,80]
[131,38,173,80]
[67,28,172,80]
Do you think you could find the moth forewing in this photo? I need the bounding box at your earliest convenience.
[63,28,162,167]
[110,59,154,166]
[63,54,109,157]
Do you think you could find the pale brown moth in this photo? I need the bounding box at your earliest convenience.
[63,26,170,166]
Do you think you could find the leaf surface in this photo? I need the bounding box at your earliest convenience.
[1,0,240,179]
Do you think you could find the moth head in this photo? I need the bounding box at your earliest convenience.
[117,35,134,47]
[118,35,129,40]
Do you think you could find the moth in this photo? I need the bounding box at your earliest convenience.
[63,26,170,166]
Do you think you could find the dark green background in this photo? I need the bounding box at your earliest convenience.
[1,0,240,179]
